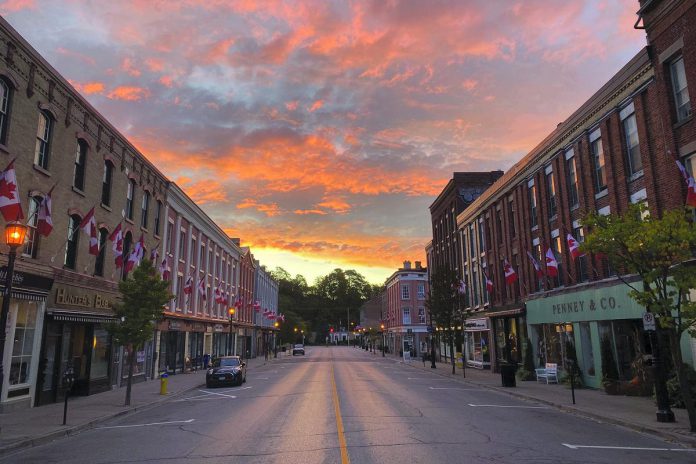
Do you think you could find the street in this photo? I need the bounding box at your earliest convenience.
[6,346,694,464]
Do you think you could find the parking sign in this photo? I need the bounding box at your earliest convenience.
[642,312,656,331]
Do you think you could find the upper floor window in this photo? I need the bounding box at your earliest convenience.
[179,228,186,260]
[64,214,81,270]
[402,307,411,325]
[141,190,150,229]
[469,224,476,257]
[620,103,642,177]
[495,208,503,244]
[23,195,41,259]
[73,139,88,191]
[101,161,113,206]
[528,180,538,227]
[417,283,425,299]
[590,129,607,193]
[545,166,557,218]
[0,78,12,145]
[565,150,579,208]
[670,56,691,122]
[94,227,108,277]
[167,221,174,254]
[418,307,426,324]
[126,179,135,220]
[34,110,52,169]
[401,284,410,300]
[154,201,163,236]
[508,199,516,238]
[477,219,486,252]
[574,225,588,283]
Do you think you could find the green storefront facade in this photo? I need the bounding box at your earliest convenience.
[526,282,694,389]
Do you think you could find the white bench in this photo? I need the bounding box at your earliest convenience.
[535,363,559,384]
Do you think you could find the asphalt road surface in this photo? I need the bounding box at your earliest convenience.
[6,346,695,463]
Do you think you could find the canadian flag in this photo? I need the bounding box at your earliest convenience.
[125,234,144,273]
[197,278,206,300]
[483,270,493,293]
[455,280,466,295]
[674,157,696,208]
[235,297,243,309]
[79,207,99,256]
[567,234,583,260]
[159,256,171,281]
[0,159,24,221]
[150,247,159,262]
[278,314,285,322]
[545,248,559,278]
[526,251,544,279]
[109,223,124,268]
[503,259,518,285]
[183,275,193,295]
[36,186,54,236]
[263,310,271,318]
[268,313,276,320]
[214,285,225,304]
[253,300,261,311]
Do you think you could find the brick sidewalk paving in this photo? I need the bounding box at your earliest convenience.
[0,356,271,456]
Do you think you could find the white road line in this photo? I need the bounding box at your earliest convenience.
[467,404,549,409]
[562,443,695,452]
[429,387,479,391]
[256,377,269,380]
[407,377,450,380]
[97,419,195,429]
[199,389,237,399]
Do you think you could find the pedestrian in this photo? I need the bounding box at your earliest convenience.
[422,351,427,367]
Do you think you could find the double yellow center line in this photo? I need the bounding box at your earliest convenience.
[331,364,351,464]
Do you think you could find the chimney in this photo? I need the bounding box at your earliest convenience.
[403,260,411,270]
[415,261,422,269]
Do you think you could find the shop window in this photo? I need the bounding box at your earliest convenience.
[0,77,12,145]
[73,139,88,191]
[34,110,52,169]
[90,327,111,380]
[23,195,41,259]
[465,329,490,367]
[122,344,146,379]
[9,302,38,385]
[94,227,108,277]
[101,161,113,206]
[579,322,595,377]
[598,320,646,381]
[64,214,81,269]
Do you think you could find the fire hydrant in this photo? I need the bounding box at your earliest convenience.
[160,372,168,395]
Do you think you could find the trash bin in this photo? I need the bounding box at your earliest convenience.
[500,362,517,387]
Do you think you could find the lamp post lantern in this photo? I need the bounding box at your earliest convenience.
[380,323,385,357]
[0,221,28,403]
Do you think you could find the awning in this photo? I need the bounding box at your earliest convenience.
[2,288,49,301]
[48,309,117,324]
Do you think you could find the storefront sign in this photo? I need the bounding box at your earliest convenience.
[192,323,205,332]
[0,267,54,291]
[55,288,114,310]
[465,318,488,330]
[169,321,183,330]
[213,324,225,332]
[526,283,643,324]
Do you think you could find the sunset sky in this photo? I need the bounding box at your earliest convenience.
[1,1,646,284]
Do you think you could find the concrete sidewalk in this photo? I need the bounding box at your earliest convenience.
[398,355,696,447]
[0,356,271,456]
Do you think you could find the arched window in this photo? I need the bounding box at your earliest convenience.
[121,231,133,279]
[64,214,81,269]
[73,139,88,191]
[34,110,52,169]
[141,190,150,229]
[23,195,41,259]
[101,160,114,206]
[94,227,109,277]
[0,78,12,145]
[126,179,135,220]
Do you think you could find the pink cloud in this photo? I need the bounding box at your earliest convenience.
[107,86,150,101]
[307,100,324,112]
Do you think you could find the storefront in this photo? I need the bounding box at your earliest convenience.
[211,324,231,358]
[157,320,186,374]
[37,280,118,406]
[0,267,53,412]
[526,282,664,389]
[464,318,491,369]
[188,323,205,370]
[488,308,525,371]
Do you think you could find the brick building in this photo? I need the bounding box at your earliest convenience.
[450,0,696,386]
[428,172,503,276]
[253,263,279,357]
[384,261,428,358]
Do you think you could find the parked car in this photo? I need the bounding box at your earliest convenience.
[206,356,247,387]
[292,344,305,356]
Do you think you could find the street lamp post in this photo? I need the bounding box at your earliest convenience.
[0,221,29,402]
[274,321,279,358]
[228,308,236,356]
[380,323,385,357]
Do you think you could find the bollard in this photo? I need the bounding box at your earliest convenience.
[160,372,169,395]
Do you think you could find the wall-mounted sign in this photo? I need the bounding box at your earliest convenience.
[465,318,488,330]
[0,267,53,291]
[55,287,114,310]
[169,321,183,330]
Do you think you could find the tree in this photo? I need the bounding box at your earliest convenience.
[426,269,465,375]
[107,260,171,406]
[582,204,696,431]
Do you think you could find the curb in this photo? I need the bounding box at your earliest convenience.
[399,360,696,449]
[0,379,205,458]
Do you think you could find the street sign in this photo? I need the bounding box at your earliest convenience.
[427,326,433,333]
[642,312,656,331]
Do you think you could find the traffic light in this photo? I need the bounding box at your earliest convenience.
[330,327,334,334]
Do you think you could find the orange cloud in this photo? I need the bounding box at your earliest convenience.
[121,57,141,76]
[68,80,105,95]
[159,75,174,87]
[0,0,34,13]
[237,198,281,217]
[176,177,228,204]
[107,86,150,101]
[294,209,327,215]
[317,197,351,214]
[307,100,324,112]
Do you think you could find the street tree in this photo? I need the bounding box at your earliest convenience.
[313,268,374,332]
[107,260,171,406]
[426,269,465,375]
[582,204,696,431]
